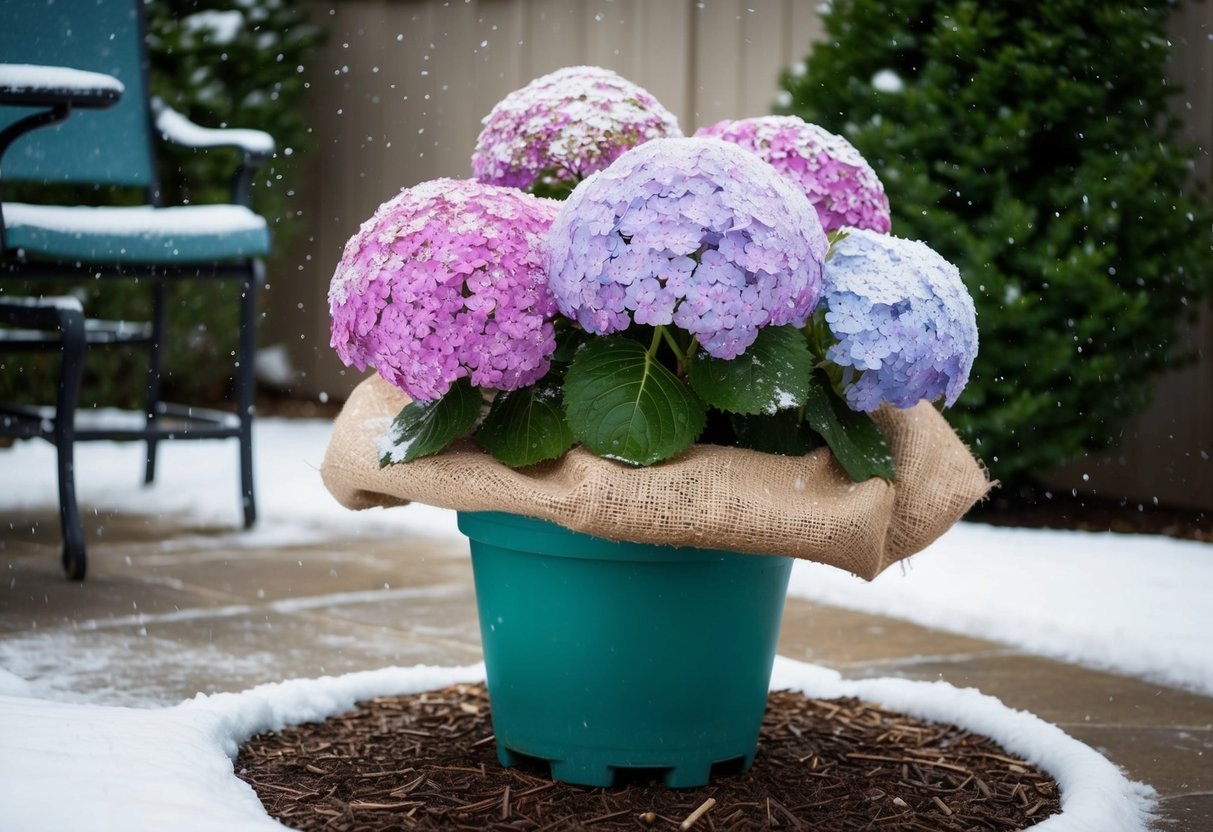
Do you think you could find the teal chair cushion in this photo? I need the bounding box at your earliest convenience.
[2,202,270,263]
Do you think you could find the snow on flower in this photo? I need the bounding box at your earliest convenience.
[695,115,891,234]
[471,65,682,192]
[822,228,978,410]
[328,178,559,401]
[547,137,828,359]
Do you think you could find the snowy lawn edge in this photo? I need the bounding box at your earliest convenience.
[770,657,1156,832]
[0,658,1153,832]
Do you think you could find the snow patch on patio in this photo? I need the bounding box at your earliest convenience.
[2,418,1211,696]
[786,523,1213,696]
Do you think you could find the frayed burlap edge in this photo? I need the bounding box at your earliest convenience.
[321,375,992,579]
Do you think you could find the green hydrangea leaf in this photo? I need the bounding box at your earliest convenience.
[564,336,706,466]
[379,377,480,466]
[731,409,821,457]
[687,325,813,415]
[475,379,574,468]
[803,372,894,482]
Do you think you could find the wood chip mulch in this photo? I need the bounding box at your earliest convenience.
[235,683,1060,831]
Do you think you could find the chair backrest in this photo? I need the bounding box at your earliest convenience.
[0,0,156,189]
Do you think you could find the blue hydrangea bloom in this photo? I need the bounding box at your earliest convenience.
[823,229,978,411]
[546,137,827,359]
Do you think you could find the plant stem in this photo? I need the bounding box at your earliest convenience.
[648,326,665,358]
[659,325,689,369]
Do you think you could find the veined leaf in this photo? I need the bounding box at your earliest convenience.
[564,336,706,466]
[476,378,575,468]
[379,378,480,466]
[687,325,813,415]
[802,372,894,482]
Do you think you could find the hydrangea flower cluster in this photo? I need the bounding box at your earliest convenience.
[471,66,682,191]
[329,178,559,401]
[695,116,891,234]
[822,228,978,411]
[547,137,828,359]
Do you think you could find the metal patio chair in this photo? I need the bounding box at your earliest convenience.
[0,1,275,579]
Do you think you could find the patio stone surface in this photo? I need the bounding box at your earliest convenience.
[2,509,1210,830]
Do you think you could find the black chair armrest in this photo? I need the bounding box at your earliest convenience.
[0,64,125,248]
[0,63,123,157]
[0,63,124,109]
[151,97,275,207]
[0,295,86,330]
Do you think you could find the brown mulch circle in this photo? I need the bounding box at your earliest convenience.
[236,683,1060,831]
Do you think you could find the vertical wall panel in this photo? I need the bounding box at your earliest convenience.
[523,0,585,77]
[635,1,693,128]
[689,0,744,129]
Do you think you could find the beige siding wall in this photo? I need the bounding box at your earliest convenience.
[269,0,1212,509]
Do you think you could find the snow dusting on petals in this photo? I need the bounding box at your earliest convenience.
[822,228,978,411]
[547,137,828,359]
[471,66,682,191]
[696,116,891,234]
[328,178,559,401]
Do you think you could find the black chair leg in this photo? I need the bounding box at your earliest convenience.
[143,278,168,485]
[54,304,88,580]
[236,259,263,528]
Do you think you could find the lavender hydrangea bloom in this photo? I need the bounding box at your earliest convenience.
[696,116,891,234]
[822,228,978,411]
[472,66,682,191]
[329,178,558,401]
[547,137,828,359]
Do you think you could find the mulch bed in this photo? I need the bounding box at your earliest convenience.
[236,683,1059,831]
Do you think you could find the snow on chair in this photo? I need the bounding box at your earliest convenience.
[0,1,274,579]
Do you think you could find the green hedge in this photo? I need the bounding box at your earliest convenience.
[780,0,1212,483]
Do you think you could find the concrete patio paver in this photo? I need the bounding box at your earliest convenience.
[2,509,1210,830]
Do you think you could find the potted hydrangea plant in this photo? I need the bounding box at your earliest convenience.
[322,66,988,789]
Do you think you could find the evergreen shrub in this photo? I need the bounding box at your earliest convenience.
[780,0,1212,483]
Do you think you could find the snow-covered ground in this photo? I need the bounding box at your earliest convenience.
[0,659,1153,832]
[4,417,1210,696]
[3,417,1207,831]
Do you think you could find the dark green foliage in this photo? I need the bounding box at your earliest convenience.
[1,1,322,409]
[476,378,575,467]
[380,379,482,466]
[145,0,323,246]
[780,0,1212,482]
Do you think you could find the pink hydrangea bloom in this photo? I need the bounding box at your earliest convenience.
[472,66,682,191]
[695,115,891,233]
[329,179,559,401]
[547,137,828,359]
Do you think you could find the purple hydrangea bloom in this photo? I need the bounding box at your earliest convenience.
[547,137,828,359]
[329,178,559,401]
[695,116,891,234]
[822,228,978,411]
[471,66,682,191]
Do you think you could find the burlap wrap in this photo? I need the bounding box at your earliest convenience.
[321,375,991,579]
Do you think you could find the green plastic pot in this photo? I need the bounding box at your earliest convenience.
[457,510,793,788]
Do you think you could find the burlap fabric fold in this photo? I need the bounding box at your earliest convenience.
[322,375,991,579]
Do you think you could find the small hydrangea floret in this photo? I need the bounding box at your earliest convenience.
[822,228,978,411]
[696,116,891,234]
[547,137,828,359]
[329,178,558,401]
[472,66,682,191]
